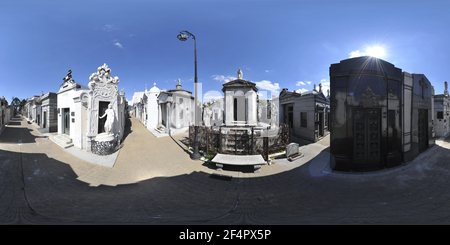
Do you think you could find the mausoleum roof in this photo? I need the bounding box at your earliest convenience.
[222,79,258,92]
[149,83,160,93]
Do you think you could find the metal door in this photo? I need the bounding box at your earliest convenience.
[418,109,428,152]
[98,101,109,134]
[63,108,70,135]
[353,108,381,165]
[43,111,47,128]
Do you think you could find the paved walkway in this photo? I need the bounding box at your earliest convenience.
[1,115,450,224]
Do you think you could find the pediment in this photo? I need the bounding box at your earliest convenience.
[222,79,258,92]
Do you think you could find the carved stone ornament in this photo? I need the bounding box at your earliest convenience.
[61,69,76,87]
[88,63,120,90]
[360,86,377,108]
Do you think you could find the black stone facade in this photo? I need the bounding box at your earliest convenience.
[329,56,408,171]
[409,74,435,162]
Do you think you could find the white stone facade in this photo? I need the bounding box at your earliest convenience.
[279,86,330,142]
[434,82,450,138]
[56,65,126,152]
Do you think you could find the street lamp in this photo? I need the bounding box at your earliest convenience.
[178,30,201,160]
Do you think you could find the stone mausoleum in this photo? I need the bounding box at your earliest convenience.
[54,64,127,155]
[278,84,330,142]
[434,81,450,138]
[329,56,434,171]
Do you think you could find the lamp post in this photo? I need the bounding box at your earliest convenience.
[178,30,201,160]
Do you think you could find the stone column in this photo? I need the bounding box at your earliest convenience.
[246,90,257,125]
[166,103,170,134]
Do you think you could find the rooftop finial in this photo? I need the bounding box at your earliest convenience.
[176,78,182,89]
[238,69,243,79]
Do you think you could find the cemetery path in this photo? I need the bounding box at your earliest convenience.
[2,115,450,224]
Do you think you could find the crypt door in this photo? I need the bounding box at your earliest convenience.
[353,108,381,167]
[98,101,109,134]
[63,108,70,135]
[418,109,428,153]
[43,111,47,128]
[318,111,324,137]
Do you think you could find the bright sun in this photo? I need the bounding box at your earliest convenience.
[366,46,385,58]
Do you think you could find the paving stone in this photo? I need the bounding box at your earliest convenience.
[3,115,450,224]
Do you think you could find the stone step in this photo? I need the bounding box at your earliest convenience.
[49,134,74,149]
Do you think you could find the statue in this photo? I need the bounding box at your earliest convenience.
[238,69,243,79]
[99,104,115,135]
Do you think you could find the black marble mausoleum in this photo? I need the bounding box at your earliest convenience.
[329,56,434,171]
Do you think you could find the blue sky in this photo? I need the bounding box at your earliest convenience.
[1,0,449,104]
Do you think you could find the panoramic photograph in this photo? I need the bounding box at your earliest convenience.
[1,0,450,231]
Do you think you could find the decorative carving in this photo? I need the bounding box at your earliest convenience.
[61,69,76,87]
[91,136,120,155]
[360,86,377,108]
[86,63,120,137]
[88,63,120,90]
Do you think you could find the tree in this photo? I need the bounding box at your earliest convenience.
[18,99,27,113]
[11,97,20,109]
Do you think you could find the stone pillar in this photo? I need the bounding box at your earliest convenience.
[225,91,233,125]
[246,90,257,125]
[402,72,413,162]
[166,103,170,134]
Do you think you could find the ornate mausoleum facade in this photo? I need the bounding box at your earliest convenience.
[329,56,434,172]
[54,64,126,155]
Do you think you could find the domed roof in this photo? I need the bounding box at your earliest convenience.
[149,83,160,93]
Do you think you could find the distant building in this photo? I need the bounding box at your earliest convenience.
[156,79,195,135]
[37,92,58,133]
[0,97,6,131]
[434,81,450,138]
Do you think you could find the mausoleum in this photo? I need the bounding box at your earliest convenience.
[54,64,127,155]
[36,92,58,133]
[434,81,450,138]
[155,79,195,135]
[278,84,330,142]
[329,56,435,171]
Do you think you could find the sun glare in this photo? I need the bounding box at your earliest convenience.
[366,46,385,58]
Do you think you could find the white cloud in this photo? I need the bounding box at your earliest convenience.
[265,70,270,73]
[113,42,123,48]
[255,80,280,94]
[211,75,236,83]
[203,90,223,102]
[349,50,366,58]
[102,24,118,32]
[296,81,306,86]
[296,88,309,93]
[307,81,311,85]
